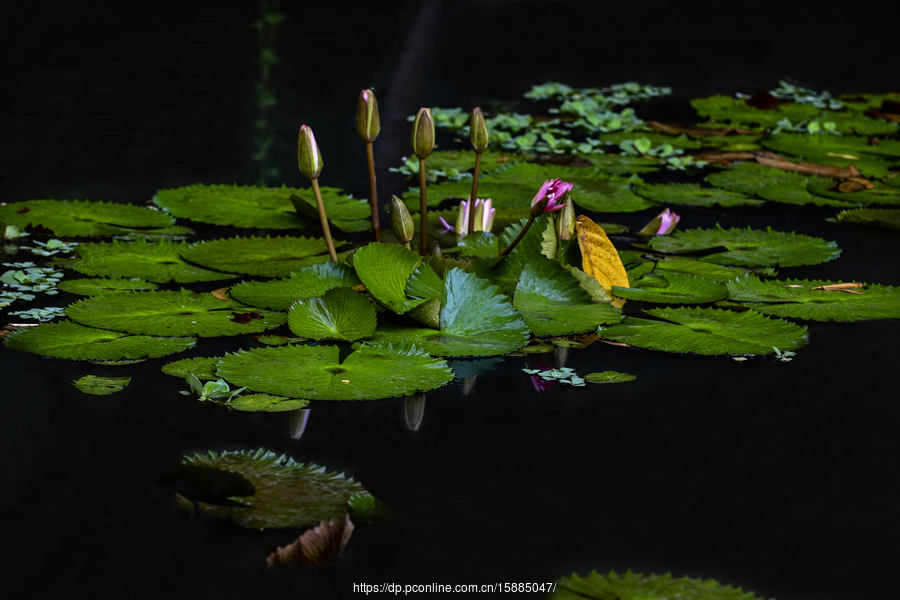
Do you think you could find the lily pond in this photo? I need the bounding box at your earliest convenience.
[2,3,897,599]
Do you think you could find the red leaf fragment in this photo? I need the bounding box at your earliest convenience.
[746,89,779,110]
[230,312,263,324]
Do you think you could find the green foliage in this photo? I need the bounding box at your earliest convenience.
[162,356,219,380]
[597,306,808,356]
[67,239,235,283]
[180,373,248,403]
[613,272,729,304]
[0,199,175,237]
[648,225,841,267]
[230,261,361,311]
[175,449,370,529]
[353,242,430,314]
[551,569,763,600]
[57,277,160,296]
[1,262,63,294]
[20,239,79,257]
[807,179,900,206]
[761,134,900,179]
[8,306,66,322]
[72,375,131,396]
[584,371,636,384]
[635,183,762,208]
[4,320,195,361]
[522,366,585,386]
[288,287,377,342]
[835,207,900,230]
[216,343,454,401]
[179,235,337,278]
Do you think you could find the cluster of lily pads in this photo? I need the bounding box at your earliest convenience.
[1,81,899,577]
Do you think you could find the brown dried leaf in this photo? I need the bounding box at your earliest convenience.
[810,282,867,294]
[753,151,863,179]
[266,514,354,569]
[575,215,629,309]
[211,287,230,301]
[745,89,779,110]
[688,151,757,163]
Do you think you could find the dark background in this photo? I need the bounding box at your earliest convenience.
[1,1,896,599]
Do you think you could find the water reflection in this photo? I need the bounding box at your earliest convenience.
[289,407,310,439]
[402,394,426,431]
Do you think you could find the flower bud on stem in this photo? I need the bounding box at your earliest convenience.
[298,125,338,262]
[357,89,382,242]
[311,178,339,262]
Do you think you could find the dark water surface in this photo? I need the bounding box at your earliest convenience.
[2,2,896,599]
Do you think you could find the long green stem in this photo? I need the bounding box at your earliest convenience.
[467,151,483,235]
[499,214,536,257]
[365,141,380,242]
[419,158,428,255]
[311,178,339,262]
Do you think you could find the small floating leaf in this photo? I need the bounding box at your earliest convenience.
[216,344,453,401]
[174,449,370,529]
[584,371,636,384]
[67,288,286,337]
[551,569,763,600]
[72,375,131,395]
[161,356,220,380]
[597,306,808,356]
[228,394,310,412]
[4,320,195,360]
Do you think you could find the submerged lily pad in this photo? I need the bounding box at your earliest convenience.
[179,235,336,278]
[153,183,369,230]
[0,199,175,237]
[161,356,220,380]
[57,277,160,296]
[635,183,762,207]
[174,449,370,529]
[67,288,286,337]
[288,287,377,342]
[551,570,762,600]
[230,261,362,311]
[4,320,195,360]
[597,306,808,356]
[613,272,728,304]
[725,275,900,321]
[72,375,131,395]
[835,207,900,230]
[66,239,235,283]
[216,343,453,401]
[648,225,841,267]
[513,257,621,336]
[369,268,530,357]
[584,371,636,384]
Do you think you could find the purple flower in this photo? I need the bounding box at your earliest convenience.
[531,179,573,213]
[656,208,680,235]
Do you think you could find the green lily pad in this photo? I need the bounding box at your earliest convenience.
[161,356,219,380]
[0,199,175,237]
[401,149,517,176]
[551,570,762,600]
[597,306,808,356]
[179,235,336,278]
[72,375,132,396]
[647,225,841,267]
[287,191,373,232]
[67,288,286,337]
[228,394,309,412]
[583,154,661,174]
[705,161,810,195]
[403,163,653,213]
[216,343,453,401]
[513,257,621,336]
[635,183,762,207]
[230,262,362,311]
[693,95,820,129]
[287,287,377,342]
[369,268,530,357]
[66,239,235,283]
[613,272,728,304]
[757,182,854,207]
[57,277,160,296]
[725,275,900,321]
[352,242,429,315]
[174,449,369,529]
[807,179,900,206]
[835,207,900,230]
[4,320,195,360]
[624,254,775,283]
[584,371,636,384]
[691,133,763,152]
[111,225,196,241]
[761,134,900,179]
[598,131,702,151]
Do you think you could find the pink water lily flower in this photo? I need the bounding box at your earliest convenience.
[656,208,680,235]
[531,178,573,213]
[438,197,495,236]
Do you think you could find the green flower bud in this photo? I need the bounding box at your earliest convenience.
[469,107,489,152]
[356,88,381,142]
[390,195,415,243]
[411,107,435,159]
[297,124,323,179]
[556,197,576,240]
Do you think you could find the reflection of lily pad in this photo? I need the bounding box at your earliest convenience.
[67,239,235,283]
[0,199,175,237]
[4,320,195,360]
[551,570,762,600]
[288,287,377,342]
[161,356,220,380]
[725,275,900,321]
[597,306,808,356]
[230,262,361,311]
[369,268,530,357]
[67,288,286,337]
[72,375,132,395]
[648,225,840,267]
[57,277,160,295]
[216,343,453,401]
[835,208,900,230]
[613,272,728,304]
[175,449,370,529]
[635,183,762,208]
[513,257,621,336]
[404,163,653,213]
[179,235,336,278]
